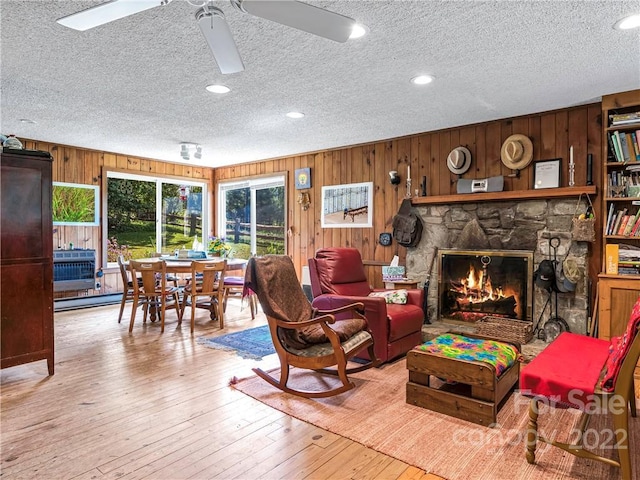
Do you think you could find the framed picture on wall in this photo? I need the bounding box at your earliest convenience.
[321,181,373,228]
[295,168,311,190]
[52,182,100,226]
[533,159,561,189]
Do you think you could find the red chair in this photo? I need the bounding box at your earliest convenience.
[308,247,424,364]
[520,298,640,480]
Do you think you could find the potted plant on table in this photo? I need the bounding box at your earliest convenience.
[208,236,232,258]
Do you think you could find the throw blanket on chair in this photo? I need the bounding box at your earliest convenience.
[245,255,366,350]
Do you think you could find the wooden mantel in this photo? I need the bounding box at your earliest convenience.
[410,186,597,205]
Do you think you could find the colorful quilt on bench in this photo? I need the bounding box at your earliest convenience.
[414,333,519,377]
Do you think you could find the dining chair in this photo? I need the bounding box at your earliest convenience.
[223,276,257,320]
[181,260,226,332]
[116,254,142,324]
[151,252,180,286]
[128,259,182,333]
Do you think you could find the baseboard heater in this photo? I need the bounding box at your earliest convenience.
[54,293,121,312]
[53,249,96,292]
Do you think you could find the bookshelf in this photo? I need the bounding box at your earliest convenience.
[599,90,640,391]
[601,90,640,277]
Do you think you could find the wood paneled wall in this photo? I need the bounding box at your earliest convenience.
[22,102,602,295]
[21,140,214,297]
[216,103,603,285]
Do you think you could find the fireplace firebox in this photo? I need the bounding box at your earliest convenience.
[438,249,533,324]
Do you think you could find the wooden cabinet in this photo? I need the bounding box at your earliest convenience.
[1,148,54,375]
[597,274,640,340]
[597,274,640,397]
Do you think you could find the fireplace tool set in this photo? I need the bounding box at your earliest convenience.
[534,237,570,342]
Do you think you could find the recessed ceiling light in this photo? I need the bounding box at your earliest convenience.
[286,111,305,119]
[19,118,36,124]
[349,23,368,39]
[411,75,434,85]
[205,84,231,94]
[614,13,640,30]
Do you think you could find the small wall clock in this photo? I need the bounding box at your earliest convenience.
[379,232,392,246]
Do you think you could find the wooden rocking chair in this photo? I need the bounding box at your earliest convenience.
[245,255,380,398]
[521,298,640,480]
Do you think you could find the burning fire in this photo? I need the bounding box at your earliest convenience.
[455,265,506,303]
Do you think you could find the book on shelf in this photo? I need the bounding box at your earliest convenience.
[610,111,640,124]
[606,244,619,274]
[608,209,620,235]
[617,267,640,276]
[606,203,615,234]
[630,132,640,161]
[623,211,639,236]
[610,131,624,162]
[608,132,620,162]
[611,119,640,127]
[620,132,632,162]
[618,243,640,257]
[612,208,627,235]
[618,215,631,235]
[630,214,640,236]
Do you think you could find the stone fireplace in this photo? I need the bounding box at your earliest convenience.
[438,249,533,324]
[406,198,590,335]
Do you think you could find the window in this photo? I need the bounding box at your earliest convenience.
[218,175,286,257]
[105,171,208,263]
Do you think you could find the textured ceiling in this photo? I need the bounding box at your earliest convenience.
[1,1,639,168]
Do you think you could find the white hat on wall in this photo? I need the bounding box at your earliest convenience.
[447,146,472,175]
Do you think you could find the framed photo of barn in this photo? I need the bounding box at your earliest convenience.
[321,181,373,228]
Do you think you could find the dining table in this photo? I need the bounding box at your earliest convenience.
[126,256,249,323]
[129,256,248,274]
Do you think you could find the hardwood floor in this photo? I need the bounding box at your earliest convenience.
[1,300,440,480]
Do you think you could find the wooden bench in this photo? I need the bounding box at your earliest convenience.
[406,333,520,426]
[343,206,368,222]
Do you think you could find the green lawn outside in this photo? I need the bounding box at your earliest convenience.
[112,222,199,259]
[111,221,281,260]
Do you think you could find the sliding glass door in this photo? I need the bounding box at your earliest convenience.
[218,175,286,258]
[106,171,207,262]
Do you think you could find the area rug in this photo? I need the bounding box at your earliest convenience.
[234,358,640,480]
[198,325,275,360]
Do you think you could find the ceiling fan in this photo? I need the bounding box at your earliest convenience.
[56,0,357,74]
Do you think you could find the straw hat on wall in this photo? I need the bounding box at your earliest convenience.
[501,134,533,170]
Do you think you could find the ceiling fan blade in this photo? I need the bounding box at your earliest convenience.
[237,0,355,43]
[57,0,164,31]
[196,7,245,75]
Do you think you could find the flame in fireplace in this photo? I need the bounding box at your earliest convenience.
[438,250,530,323]
[454,265,506,303]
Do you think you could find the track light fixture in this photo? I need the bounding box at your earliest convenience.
[181,144,190,160]
[180,142,201,161]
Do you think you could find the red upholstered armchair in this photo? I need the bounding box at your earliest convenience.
[308,248,425,364]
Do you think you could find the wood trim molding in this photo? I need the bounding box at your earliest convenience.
[410,186,597,206]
